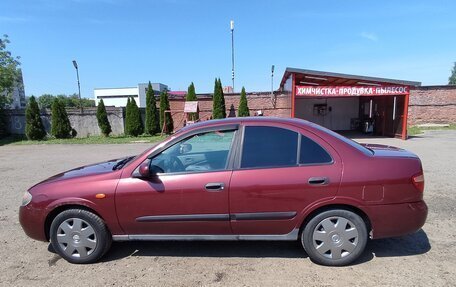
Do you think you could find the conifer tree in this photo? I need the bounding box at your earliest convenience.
[25,96,46,140]
[159,90,173,134]
[449,62,456,85]
[96,98,112,136]
[124,97,132,135]
[145,82,160,135]
[126,97,143,136]
[51,98,72,138]
[186,82,199,121]
[238,86,250,117]
[212,78,226,119]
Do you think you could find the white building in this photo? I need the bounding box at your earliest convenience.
[94,83,168,108]
[3,69,26,109]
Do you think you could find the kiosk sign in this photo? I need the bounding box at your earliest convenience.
[296,85,409,97]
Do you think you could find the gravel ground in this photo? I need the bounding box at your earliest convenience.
[0,130,455,287]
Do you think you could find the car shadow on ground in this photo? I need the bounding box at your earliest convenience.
[96,229,430,265]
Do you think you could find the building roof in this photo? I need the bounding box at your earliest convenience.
[280,67,422,88]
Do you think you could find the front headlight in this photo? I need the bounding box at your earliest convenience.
[21,191,32,207]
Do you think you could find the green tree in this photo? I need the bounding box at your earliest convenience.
[125,97,143,136]
[51,98,73,138]
[186,82,199,121]
[25,96,46,140]
[212,78,226,119]
[238,86,250,117]
[145,82,160,135]
[449,62,456,85]
[159,90,173,134]
[0,35,21,138]
[37,94,55,109]
[96,99,112,136]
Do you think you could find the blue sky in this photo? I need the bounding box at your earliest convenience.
[2,0,455,98]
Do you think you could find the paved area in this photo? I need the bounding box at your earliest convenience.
[0,130,455,286]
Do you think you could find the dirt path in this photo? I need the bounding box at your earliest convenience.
[1,131,455,286]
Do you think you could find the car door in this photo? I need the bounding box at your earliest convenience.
[229,123,342,235]
[115,127,238,235]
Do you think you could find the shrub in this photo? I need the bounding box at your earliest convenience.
[25,96,46,140]
[96,98,112,136]
[51,98,73,138]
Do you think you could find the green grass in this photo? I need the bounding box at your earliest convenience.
[408,124,456,136]
[0,134,167,146]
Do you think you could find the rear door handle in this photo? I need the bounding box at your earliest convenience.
[205,182,225,192]
[308,177,329,185]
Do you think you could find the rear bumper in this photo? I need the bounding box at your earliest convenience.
[367,200,428,239]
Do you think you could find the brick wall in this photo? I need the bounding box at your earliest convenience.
[409,86,456,125]
[168,92,291,130]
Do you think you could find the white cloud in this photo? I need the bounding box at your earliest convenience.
[360,32,378,42]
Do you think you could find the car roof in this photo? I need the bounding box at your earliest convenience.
[178,117,312,133]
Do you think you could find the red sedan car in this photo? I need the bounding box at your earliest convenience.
[19,117,427,266]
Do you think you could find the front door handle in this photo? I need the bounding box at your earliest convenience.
[205,182,225,192]
[308,177,329,185]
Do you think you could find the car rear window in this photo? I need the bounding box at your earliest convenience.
[299,135,332,164]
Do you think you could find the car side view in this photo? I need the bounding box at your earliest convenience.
[19,117,427,266]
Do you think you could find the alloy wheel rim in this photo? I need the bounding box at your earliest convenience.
[56,218,97,259]
[312,216,359,260]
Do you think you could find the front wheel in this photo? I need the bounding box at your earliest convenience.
[50,209,112,264]
[301,209,368,266]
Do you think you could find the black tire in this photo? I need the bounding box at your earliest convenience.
[50,209,112,264]
[301,209,367,266]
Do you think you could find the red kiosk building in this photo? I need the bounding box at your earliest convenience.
[280,68,421,139]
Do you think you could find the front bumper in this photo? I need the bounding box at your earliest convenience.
[19,205,48,242]
[367,200,428,239]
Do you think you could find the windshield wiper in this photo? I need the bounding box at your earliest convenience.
[112,156,135,170]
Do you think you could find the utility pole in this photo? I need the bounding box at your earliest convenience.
[72,60,83,113]
[230,20,235,93]
[271,65,275,107]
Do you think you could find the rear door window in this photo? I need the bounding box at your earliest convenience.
[241,126,298,168]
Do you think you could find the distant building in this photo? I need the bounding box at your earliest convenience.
[94,83,168,108]
[3,69,26,109]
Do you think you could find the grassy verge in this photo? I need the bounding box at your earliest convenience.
[408,124,456,136]
[0,134,166,146]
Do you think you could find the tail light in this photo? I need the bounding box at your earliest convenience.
[412,172,425,192]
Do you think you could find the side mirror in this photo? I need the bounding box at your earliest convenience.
[138,161,151,177]
[136,161,164,178]
[179,143,192,154]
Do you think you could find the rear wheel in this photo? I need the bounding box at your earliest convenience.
[301,209,367,266]
[50,209,111,264]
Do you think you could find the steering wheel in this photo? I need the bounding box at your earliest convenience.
[166,155,185,172]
